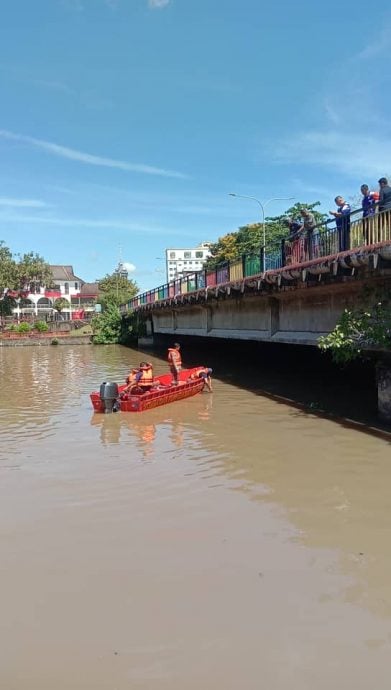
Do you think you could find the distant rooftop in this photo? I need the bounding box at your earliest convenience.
[50,265,83,282]
[80,282,99,296]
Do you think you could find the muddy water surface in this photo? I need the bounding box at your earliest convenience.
[1,345,391,689]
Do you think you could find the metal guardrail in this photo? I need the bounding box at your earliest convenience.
[125,207,391,311]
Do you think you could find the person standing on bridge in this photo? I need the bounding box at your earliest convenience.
[329,196,351,252]
[360,185,378,218]
[361,184,379,243]
[378,178,391,212]
[168,343,182,385]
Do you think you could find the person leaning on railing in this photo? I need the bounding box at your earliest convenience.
[361,184,379,244]
[283,217,304,264]
[301,208,317,259]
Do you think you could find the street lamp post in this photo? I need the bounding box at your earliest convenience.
[229,193,294,272]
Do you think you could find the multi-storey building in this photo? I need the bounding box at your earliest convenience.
[14,265,99,320]
[165,243,211,282]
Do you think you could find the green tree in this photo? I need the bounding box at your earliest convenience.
[1,241,52,319]
[97,272,139,309]
[205,201,327,269]
[92,303,122,344]
[53,297,70,314]
[1,242,52,294]
[318,302,391,364]
[16,251,53,291]
[0,241,18,292]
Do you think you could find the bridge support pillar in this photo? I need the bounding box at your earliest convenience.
[377,361,391,423]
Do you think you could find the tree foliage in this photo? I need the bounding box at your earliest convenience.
[318,302,391,364]
[97,272,139,309]
[0,240,52,294]
[53,297,70,313]
[0,240,52,318]
[16,251,53,290]
[205,201,327,269]
[92,303,122,344]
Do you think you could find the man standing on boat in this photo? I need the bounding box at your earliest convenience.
[168,343,182,385]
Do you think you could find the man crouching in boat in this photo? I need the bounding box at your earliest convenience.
[167,343,182,385]
[123,362,154,394]
[188,367,213,392]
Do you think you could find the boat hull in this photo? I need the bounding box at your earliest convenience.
[90,367,206,413]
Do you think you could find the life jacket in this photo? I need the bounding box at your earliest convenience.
[126,368,138,385]
[138,364,153,386]
[168,348,181,368]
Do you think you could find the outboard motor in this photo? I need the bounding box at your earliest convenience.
[99,382,119,414]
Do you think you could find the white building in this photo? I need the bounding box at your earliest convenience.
[165,243,211,282]
[13,265,99,320]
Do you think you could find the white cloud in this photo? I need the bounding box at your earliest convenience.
[148,0,170,9]
[0,197,49,208]
[123,262,136,272]
[355,25,391,61]
[0,129,188,179]
[275,130,391,180]
[270,23,391,182]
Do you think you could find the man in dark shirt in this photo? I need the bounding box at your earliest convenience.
[286,217,303,240]
[329,196,351,251]
[378,178,391,211]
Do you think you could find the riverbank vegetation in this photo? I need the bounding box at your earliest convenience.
[91,271,139,344]
[318,290,391,363]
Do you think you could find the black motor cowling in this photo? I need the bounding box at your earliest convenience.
[99,381,119,413]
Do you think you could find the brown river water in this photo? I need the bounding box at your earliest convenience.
[1,344,391,689]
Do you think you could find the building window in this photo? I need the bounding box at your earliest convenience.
[195,251,203,258]
[184,251,191,259]
[170,252,176,259]
[74,282,78,290]
[65,283,69,295]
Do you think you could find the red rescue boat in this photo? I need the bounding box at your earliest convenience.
[90,367,206,413]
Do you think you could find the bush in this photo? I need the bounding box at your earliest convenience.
[318,303,391,364]
[17,322,30,333]
[7,324,16,331]
[92,305,121,344]
[34,321,49,332]
[51,338,59,345]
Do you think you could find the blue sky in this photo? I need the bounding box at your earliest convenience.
[1,0,390,290]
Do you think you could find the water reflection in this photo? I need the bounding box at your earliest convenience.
[89,394,213,458]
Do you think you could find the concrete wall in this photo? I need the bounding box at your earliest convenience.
[151,285,360,346]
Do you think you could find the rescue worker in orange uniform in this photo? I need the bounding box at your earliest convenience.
[123,362,154,393]
[135,362,154,391]
[188,366,213,392]
[167,343,182,385]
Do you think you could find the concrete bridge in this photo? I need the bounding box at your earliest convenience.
[123,211,391,420]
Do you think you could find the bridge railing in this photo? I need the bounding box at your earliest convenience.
[125,207,391,311]
[282,207,391,265]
